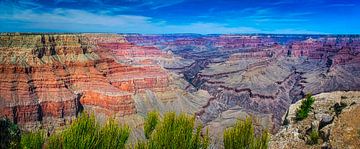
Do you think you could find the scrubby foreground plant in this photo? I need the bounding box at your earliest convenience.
[143,111,159,139]
[0,118,21,149]
[296,94,315,121]
[20,131,45,149]
[223,118,269,149]
[47,112,130,149]
[138,111,209,149]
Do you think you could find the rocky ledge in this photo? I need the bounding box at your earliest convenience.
[270,91,360,149]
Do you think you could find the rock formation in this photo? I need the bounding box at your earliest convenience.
[269,91,360,149]
[1,33,360,146]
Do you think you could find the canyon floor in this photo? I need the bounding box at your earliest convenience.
[0,33,359,148]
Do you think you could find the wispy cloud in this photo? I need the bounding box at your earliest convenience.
[0,7,260,34]
[326,3,356,7]
[1,0,358,34]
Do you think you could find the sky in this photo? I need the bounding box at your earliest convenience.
[0,0,359,34]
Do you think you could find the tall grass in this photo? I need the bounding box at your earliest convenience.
[144,111,159,139]
[98,118,130,148]
[140,112,209,149]
[4,112,271,149]
[307,129,319,145]
[47,112,130,149]
[20,131,45,149]
[223,117,269,149]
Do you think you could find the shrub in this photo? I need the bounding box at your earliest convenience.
[21,131,45,149]
[61,112,101,149]
[47,112,130,149]
[141,112,209,149]
[144,111,159,139]
[307,130,319,145]
[223,118,269,149]
[0,118,21,149]
[47,133,62,149]
[133,141,147,149]
[98,118,130,149]
[296,94,315,121]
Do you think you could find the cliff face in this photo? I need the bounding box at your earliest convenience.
[0,34,178,131]
[127,34,360,137]
[1,34,360,145]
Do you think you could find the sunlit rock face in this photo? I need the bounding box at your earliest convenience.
[1,33,359,141]
[126,34,360,135]
[0,33,183,131]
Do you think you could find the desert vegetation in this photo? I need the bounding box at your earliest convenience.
[307,129,319,145]
[223,118,269,149]
[296,94,315,121]
[47,113,130,149]
[136,111,209,149]
[1,112,270,149]
[21,131,45,149]
[0,118,21,149]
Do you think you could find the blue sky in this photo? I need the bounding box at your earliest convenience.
[0,0,359,34]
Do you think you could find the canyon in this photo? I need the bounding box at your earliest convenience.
[0,33,360,146]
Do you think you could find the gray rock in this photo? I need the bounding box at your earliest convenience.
[319,114,333,129]
[311,120,320,131]
[319,125,331,142]
[321,142,331,149]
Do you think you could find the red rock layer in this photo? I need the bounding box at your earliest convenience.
[290,39,324,58]
[0,33,174,130]
[98,42,171,58]
[0,34,174,130]
[213,35,275,50]
[332,47,360,65]
[290,37,360,65]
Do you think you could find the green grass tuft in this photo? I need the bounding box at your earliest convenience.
[20,131,45,149]
[47,112,130,149]
[223,117,269,149]
[144,111,159,139]
[140,112,209,149]
[307,130,319,145]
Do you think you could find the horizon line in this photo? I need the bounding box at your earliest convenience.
[1,32,360,36]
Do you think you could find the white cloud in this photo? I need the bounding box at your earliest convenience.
[0,8,261,34]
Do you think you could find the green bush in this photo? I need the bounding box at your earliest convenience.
[0,118,21,149]
[140,112,209,149]
[98,118,130,149]
[296,94,315,121]
[144,111,159,139]
[307,130,319,145]
[47,133,62,149]
[61,113,101,149]
[21,131,45,149]
[47,112,130,149]
[223,117,269,149]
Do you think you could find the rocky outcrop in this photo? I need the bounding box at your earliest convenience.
[269,91,360,149]
[146,34,360,138]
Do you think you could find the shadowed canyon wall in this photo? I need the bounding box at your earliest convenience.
[1,34,360,143]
